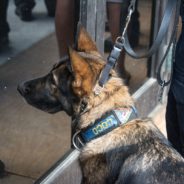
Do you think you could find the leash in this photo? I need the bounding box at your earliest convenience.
[97,0,136,91]
[124,0,179,59]
[157,0,181,102]
[96,0,180,99]
[124,0,180,102]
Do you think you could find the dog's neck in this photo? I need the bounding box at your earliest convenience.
[76,76,134,130]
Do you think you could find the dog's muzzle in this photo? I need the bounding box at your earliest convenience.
[17,82,31,96]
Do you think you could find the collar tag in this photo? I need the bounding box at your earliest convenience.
[114,107,133,124]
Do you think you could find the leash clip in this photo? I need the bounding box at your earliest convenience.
[158,80,166,103]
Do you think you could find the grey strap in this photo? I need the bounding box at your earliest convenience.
[124,0,177,59]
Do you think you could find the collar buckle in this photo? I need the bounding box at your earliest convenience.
[72,131,85,151]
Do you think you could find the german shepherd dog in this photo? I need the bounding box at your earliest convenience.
[18,26,184,184]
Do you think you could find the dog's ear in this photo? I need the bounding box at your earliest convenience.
[76,23,98,53]
[69,47,94,97]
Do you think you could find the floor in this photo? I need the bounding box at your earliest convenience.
[0,1,71,183]
[0,0,55,66]
[0,0,166,183]
[0,34,71,183]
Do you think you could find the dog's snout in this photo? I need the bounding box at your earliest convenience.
[17,83,31,96]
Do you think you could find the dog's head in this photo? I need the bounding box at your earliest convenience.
[17,26,106,116]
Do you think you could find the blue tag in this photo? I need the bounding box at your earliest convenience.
[81,114,119,142]
[80,107,138,143]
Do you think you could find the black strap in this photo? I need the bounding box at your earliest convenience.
[124,0,178,59]
[79,107,137,143]
[157,0,181,87]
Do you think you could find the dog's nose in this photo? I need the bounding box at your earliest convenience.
[17,83,31,95]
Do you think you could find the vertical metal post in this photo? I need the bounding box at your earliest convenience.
[79,0,105,54]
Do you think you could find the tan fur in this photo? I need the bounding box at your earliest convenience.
[69,47,95,97]
[78,76,134,129]
[77,26,98,53]
[69,27,134,129]
[67,29,138,183]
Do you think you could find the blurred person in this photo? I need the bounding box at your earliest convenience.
[55,0,79,57]
[14,0,56,21]
[166,1,184,157]
[0,0,10,49]
[0,160,5,178]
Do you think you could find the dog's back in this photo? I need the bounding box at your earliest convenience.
[80,119,184,184]
[112,120,184,184]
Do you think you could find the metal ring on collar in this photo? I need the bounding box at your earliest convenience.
[72,131,84,151]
